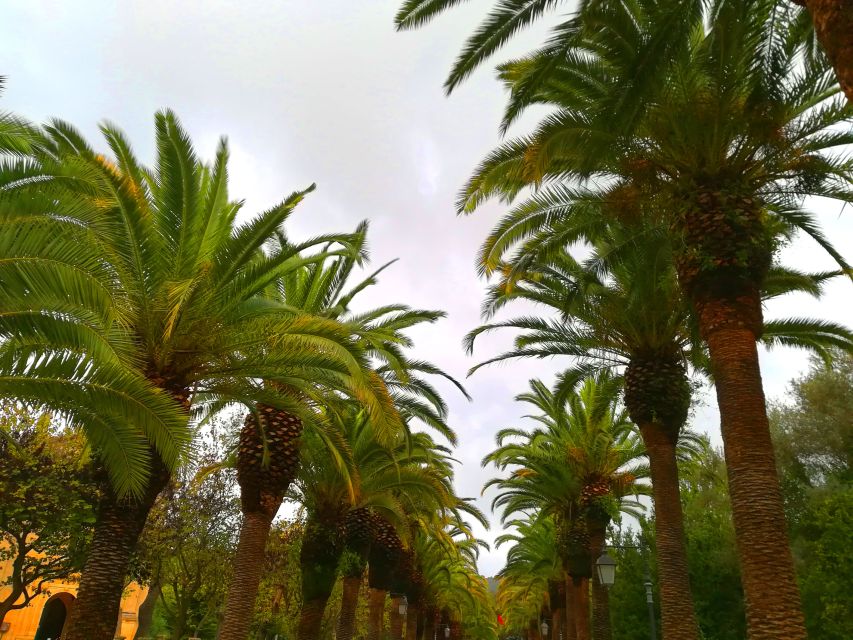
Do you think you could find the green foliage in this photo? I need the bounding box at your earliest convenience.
[795,488,853,640]
[771,353,853,639]
[0,404,97,621]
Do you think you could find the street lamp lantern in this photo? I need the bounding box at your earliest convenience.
[399,595,408,616]
[444,625,451,638]
[540,621,550,637]
[595,551,617,588]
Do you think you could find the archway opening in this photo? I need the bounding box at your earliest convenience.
[34,593,74,640]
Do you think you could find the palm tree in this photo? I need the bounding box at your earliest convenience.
[438,3,851,635]
[405,521,496,640]
[2,112,389,640]
[291,408,458,640]
[219,226,465,639]
[1,106,188,498]
[495,518,566,640]
[468,231,853,639]
[485,375,649,640]
[793,0,853,103]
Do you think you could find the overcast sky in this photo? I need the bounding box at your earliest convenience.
[3,0,851,576]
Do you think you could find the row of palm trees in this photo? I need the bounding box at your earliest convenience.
[0,94,494,640]
[394,1,853,639]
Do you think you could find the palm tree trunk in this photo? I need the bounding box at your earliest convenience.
[591,571,611,640]
[564,576,577,640]
[698,294,806,639]
[298,594,332,640]
[802,0,853,102]
[639,422,700,640]
[406,605,420,639]
[367,587,388,640]
[336,574,363,640]
[64,458,169,640]
[217,507,276,640]
[572,578,590,640]
[390,595,405,639]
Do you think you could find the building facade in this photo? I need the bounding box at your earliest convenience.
[0,557,147,640]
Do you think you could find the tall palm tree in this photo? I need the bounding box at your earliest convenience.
[2,112,390,640]
[219,223,467,639]
[291,407,458,640]
[438,3,852,635]
[468,231,853,639]
[485,375,649,640]
[495,517,566,640]
[1,107,188,498]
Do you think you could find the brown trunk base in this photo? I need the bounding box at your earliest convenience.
[640,422,700,640]
[701,296,806,640]
[217,505,278,640]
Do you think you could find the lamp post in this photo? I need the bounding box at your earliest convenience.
[540,620,550,638]
[398,595,408,616]
[595,543,658,640]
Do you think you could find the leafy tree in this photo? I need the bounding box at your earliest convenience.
[771,352,853,487]
[134,456,240,640]
[793,488,852,640]
[0,404,97,625]
[770,353,853,639]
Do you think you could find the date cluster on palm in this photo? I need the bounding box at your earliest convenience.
[237,405,303,513]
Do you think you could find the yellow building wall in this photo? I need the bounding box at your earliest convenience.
[0,554,147,640]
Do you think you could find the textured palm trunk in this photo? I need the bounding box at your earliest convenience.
[390,595,405,639]
[639,422,700,640]
[802,0,853,102]
[564,576,577,640]
[336,575,363,640]
[298,595,332,640]
[416,609,427,640]
[450,620,462,639]
[572,578,590,640]
[529,619,541,640]
[406,605,420,639]
[64,458,169,640]
[298,515,344,640]
[220,405,303,640]
[698,294,806,639]
[367,587,388,640]
[591,571,611,640]
[217,508,276,640]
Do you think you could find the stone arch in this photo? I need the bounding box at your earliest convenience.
[34,592,75,640]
